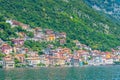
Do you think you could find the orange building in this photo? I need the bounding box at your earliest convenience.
[47,34,56,41]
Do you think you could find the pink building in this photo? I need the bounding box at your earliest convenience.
[12,39,24,46]
[1,44,12,54]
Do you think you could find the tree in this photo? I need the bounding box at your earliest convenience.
[0,15,5,22]
[0,53,5,57]
[0,53,5,60]
[27,32,34,38]
[14,58,20,64]
[38,51,44,55]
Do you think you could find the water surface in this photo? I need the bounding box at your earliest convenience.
[0,65,120,80]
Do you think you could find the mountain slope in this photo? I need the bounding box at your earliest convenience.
[85,0,120,20]
[0,0,120,51]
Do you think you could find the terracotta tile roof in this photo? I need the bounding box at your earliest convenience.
[3,55,13,61]
[12,20,22,25]
[60,32,66,35]
[26,57,40,60]
[15,54,25,57]
[1,44,11,49]
[49,34,55,37]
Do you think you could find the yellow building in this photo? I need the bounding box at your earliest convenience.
[106,52,111,59]
[47,34,55,41]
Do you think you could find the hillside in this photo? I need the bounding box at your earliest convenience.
[85,0,120,20]
[0,0,120,51]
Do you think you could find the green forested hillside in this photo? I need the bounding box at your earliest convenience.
[0,0,120,51]
[0,15,34,41]
[85,0,120,20]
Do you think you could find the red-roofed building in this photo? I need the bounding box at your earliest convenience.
[15,54,25,63]
[12,39,24,47]
[47,34,56,41]
[60,38,66,45]
[1,44,12,54]
[45,29,54,35]
[3,55,15,68]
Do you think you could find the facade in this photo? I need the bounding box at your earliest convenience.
[47,34,56,41]
[12,39,24,47]
[26,58,40,67]
[104,58,114,64]
[60,38,66,45]
[45,29,54,35]
[15,54,25,63]
[1,44,12,54]
[3,55,15,68]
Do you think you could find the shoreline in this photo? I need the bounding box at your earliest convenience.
[1,64,120,70]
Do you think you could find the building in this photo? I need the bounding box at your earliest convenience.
[26,57,40,67]
[60,38,66,45]
[3,55,15,68]
[26,53,40,67]
[15,54,25,63]
[39,55,49,67]
[1,44,12,54]
[45,29,54,35]
[12,39,24,47]
[47,34,56,41]
[70,57,80,66]
[59,32,66,38]
[6,20,29,29]
[18,32,26,38]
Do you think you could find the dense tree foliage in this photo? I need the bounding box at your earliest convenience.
[26,32,34,38]
[0,52,6,60]
[0,22,18,41]
[0,0,120,51]
[85,0,120,20]
[24,39,76,54]
[0,17,35,41]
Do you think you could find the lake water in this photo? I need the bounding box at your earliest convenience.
[0,65,120,80]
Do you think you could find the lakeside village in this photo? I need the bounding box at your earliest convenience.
[0,20,120,69]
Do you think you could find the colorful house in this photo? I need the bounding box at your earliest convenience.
[89,55,103,65]
[1,44,12,54]
[70,56,80,66]
[59,38,66,45]
[39,55,50,67]
[15,54,25,63]
[47,34,56,41]
[26,53,40,67]
[3,55,15,68]
[18,32,26,38]
[26,57,40,67]
[12,39,24,47]
[56,58,66,66]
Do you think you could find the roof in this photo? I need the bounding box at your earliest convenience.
[12,20,21,26]
[12,39,24,42]
[3,55,13,61]
[26,57,40,60]
[60,32,66,35]
[1,44,11,49]
[48,56,66,60]
[76,50,88,54]
[48,34,55,37]
[15,54,25,57]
